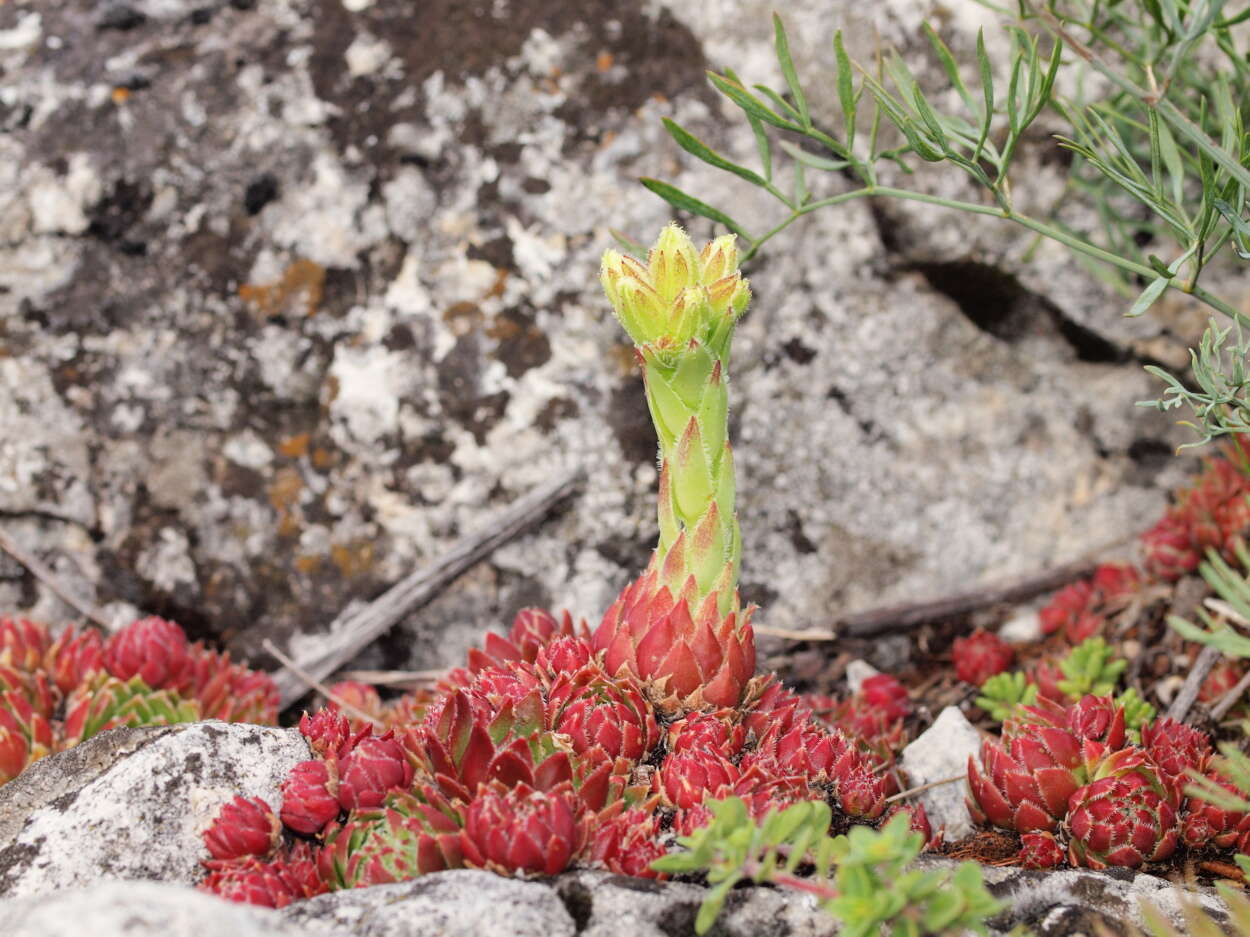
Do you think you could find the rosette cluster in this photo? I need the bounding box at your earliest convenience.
[200,608,922,907]
[966,695,1220,869]
[0,615,278,784]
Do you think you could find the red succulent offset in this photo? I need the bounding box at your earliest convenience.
[318,787,465,888]
[952,629,1014,686]
[1141,716,1212,804]
[966,729,1082,833]
[201,843,326,908]
[43,625,105,697]
[1066,772,1178,869]
[325,681,385,723]
[336,732,414,811]
[298,707,357,759]
[104,616,192,691]
[402,689,574,803]
[667,710,746,757]
[547,671,659,762]
[655,746,739,809]
[0,690,53,784]
[1018,831,1065,869]
[460,781,586,877]
[588,805,667,878]
[204,796,282,861]
[280,759,342,835]
[835,763,889,820]
[742,678,812,739]
[860,674,910,723]
[1181,760,1250,851]
[1141,515,1200,581]
[534,635,596,677]
[1040,580,1095,638]
[0,618,50,672]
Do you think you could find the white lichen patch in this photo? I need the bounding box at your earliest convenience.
[0,724,310,900]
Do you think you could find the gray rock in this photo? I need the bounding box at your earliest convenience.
[0,0,1195,683]
[844,658,880,694]
[0,880,345,937]
[900,706,982,842]
[281,870,576,937]
[552,869,837,937]
[998,610,1043,645]
[977,860,1230,935]
[0,722,309,899]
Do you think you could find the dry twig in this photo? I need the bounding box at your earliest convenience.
[262,639,384,728]
[0,527,113,630]
[270,468,585,706]
[1168,644,1223,723]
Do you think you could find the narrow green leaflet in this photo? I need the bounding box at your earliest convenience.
[639,178,752,242]
[772,14,810,129]
[661,119,767,187]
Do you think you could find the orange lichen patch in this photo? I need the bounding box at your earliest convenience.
[111,87,131,105]
[267,467,304,537]
[485,268,508,299]
[311,447,337,471]
[330,540,375,579]
[293,554,322,575]
[277,433,311,459]
[442,301,483,336]
[240,259,325,319]
[596,50,614,72]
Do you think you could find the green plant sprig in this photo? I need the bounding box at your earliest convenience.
[646,5,1250,447]
[653,797,1001,937]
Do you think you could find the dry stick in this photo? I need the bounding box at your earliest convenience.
[1167,644,1223,723]
[884,773,966,805]
[0,527,113,630]
[262,638,384,729]
[270,467,586,706]
[758,547,1116,643]
[1211,668,1250,721]
[337,668,446,689]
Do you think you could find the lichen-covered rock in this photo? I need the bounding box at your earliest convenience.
[281,870,577,937]
[0,880,346,937]
[977,860,1230,935]
[0,0,1195,685]
[0,722,309,899]
[900,705,982,842]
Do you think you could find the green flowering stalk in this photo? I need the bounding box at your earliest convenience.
[593,226,756,709]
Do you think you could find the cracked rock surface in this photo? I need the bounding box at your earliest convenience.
[0,0,1204,678]
[0,722,309,899]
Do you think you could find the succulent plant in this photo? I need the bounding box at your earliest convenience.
[975,670,1038,721]
[656,746,740,809]
[0,618,51,672]
[593,226,756,711]
[1017,831,1065,869]
[1066,770,1179,869]
[667,709,746,756]
[1141,716,1212,804]
[1056,637,1127,700]
[0,689,53,784]
[336,732,415,811]
[280,759,342,835]
[61,673,201,745]
[203,796,282,862]
[43,625,104,697]
[318,788,465,888]
[460,781,586,876]
[952,629,1015,686]
[1181,757,1250,851]
[103,616,193,691]
[967,721,1083,833]
[201,842,326,908]
[546,669,660,762]
[401,688,574,804]
[587,805,667,878]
